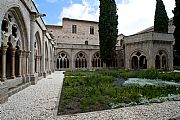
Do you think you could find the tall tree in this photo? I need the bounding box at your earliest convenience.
[173,0,180,56]
[99,0,118,67]
[154,0,169,33]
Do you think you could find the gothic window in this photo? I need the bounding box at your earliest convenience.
[92,52,103,67]
[139,55,147,69]
[90,26,94,34]
[75,52,87,68]
[12,24,17,37]
[1,19,8,32]
[72,25,77,34]
[57,52,69,69]
[155,51,168,69]
[162,56,167,68]
[131,51,147,69]
[1,12,20,46]
[132,56,138,69]
[155,55,160,69]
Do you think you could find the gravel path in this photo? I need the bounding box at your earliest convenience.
[0,71,64,120]
[1,71,180,120]
[57,101,180,120]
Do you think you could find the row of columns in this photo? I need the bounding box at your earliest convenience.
[1,45,30,81]
[1,12,53,81]
[30,13,51,78]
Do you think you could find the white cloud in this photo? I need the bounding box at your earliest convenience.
[59,0,99,22]
[59,0,175,35]
[117,0,175,35]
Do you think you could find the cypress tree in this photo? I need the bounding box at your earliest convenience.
[173,0,180,56]
[99,0,118,67]
[154,0,169,33]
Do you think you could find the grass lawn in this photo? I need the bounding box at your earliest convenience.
[58,69,180,115]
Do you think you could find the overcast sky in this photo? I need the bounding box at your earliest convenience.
[33,0,175,35]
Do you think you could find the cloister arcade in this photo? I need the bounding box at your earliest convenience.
[55,50,119,70]
[0,8,29,81]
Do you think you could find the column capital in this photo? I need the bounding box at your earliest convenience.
[30,12,38,22]
[10,47,16,57]
[42,30,47,35]
[25,51,31,57]
[1,46,8,55]
[2,32,9,46]
[17,50,23,56]
[36,55,42,59]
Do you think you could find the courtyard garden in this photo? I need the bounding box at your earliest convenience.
[58,69,180,115]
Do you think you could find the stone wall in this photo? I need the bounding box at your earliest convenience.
[124,32,174,70]
[0,0,55,103]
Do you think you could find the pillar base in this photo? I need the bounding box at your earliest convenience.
[11,76,15,79]
[28,73,38,85]
[0,83,8,104]
[49,70,52,75]
[1,78,7,82]
[43,72,47,78]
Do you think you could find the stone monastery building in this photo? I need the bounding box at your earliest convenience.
[0,0,176,103]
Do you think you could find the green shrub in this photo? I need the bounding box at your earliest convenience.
[59,69,180,115]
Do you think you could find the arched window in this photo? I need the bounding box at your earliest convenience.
[139,55,147,69]
[57,52,69,69]
[131,51,147,69]
[132,56,138,69]
[92,52,103,67]
[75,52,87,68]
[155,55,160,69]
[162,55,167,68]
[155,51,168,69]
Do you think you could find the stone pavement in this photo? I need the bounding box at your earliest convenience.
[0,71,64,120]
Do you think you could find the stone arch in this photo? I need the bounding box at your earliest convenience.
[1,7,28,51]
[34,32,42,74]
[130,51,147,69]
[1,7,28,80]
[155,50,168,69]
[56,51,70,70]
[92,51,103,68]
[74,51,88,68]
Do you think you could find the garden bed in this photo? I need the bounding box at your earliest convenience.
[58,69,180,115]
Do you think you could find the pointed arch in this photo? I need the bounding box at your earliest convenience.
[75,51,87,68]
[56,51,70,70]
[1,7,28,51]
[34,32,42,73]
[131,51,147,69]
[1,6,28,80]
[92,51,103,68]
[155,50,168,69]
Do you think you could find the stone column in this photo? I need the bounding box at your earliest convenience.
[10,47,16,79]
[1,46,8,81]
[29,13,36,75]
[29,12,38,84]
[26,51,30,75]
[89,52,92,69]
[17,50,23,77]
[42,30,46,77]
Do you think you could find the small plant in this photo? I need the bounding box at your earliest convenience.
[59,69,180,115]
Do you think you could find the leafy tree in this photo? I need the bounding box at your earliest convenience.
[154,0,169,33]
[99,0,118,67]
[173,0,180,56]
